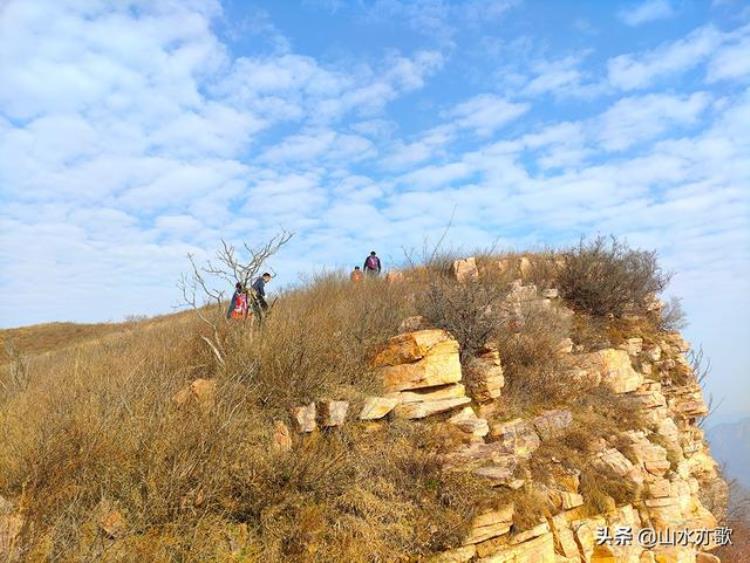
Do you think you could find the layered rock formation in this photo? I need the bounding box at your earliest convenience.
[274,258,727,563]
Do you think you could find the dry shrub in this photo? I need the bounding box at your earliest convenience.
[415,273,507,360]
[558,236,671,317]
[496,301,572,404]
[524,249,562,289]
[658,296,688,331]
[579,465,639,514]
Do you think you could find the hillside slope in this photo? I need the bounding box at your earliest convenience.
[0,249,730,562]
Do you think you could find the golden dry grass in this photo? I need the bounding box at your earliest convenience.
[0,248,692,560]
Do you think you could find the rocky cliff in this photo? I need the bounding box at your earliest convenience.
[279,257,729,562]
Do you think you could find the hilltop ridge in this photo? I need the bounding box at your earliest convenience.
[0,244,733,562]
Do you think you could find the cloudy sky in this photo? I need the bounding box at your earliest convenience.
[1,0,748,420]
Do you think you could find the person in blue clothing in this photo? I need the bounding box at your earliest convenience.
[251,272,272,316]
[363,251,382,276]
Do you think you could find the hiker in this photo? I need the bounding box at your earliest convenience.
[251,272,272,315]
[350,266,363,283]
[363,251,381,276]
[227,282,249,319]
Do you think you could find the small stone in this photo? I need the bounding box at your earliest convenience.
[272,420,292,451]
[99,509,127,539]
[449,407,490,437]
[291,402,317,432]
[318,400,348,427]
[453,257,479,283]
[541,288,559,299]
[557,338,574,355]
[173,378,217,411]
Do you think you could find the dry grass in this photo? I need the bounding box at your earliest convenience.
[0,245,689,560]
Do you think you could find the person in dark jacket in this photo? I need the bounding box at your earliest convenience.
[363,251,381,275]
[251,272,272,312]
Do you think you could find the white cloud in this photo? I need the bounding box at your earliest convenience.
[608,26,720,89]
[618,0,676,26]
[446,94,529,136]
[707,36,750,82]
[596,92,712,151]
[607,23,750,90]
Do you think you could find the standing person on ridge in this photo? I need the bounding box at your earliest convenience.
[363,251,381,276]
[251,272,272,313]
[350,266,363,283]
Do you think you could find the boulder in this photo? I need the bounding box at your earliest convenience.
[394,397,471,419]
[291,402,317,433]
[580,349,643,393]
[359,396,398,420]
[272,420,292,451]
[532,409,572,441]
[318,400,348,427]
[374,331,463,393]
[372,329,454,366]
[454,257,480,283]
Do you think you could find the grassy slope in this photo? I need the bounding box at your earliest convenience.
[0,254,709,561]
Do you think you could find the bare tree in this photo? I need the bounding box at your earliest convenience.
[178,231,294,366]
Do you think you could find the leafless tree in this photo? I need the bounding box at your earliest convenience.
[178,231,294,366]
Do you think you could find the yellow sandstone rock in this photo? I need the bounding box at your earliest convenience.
[359,396,398,420]
[379,339,463,392]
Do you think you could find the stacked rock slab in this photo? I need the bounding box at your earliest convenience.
[371,329,472,420]
[464,343,505,403]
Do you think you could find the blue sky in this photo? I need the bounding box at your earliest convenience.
[0,0,748,421]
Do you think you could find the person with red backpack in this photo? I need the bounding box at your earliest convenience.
[363,251,381,276]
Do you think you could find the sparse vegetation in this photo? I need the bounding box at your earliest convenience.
[0,241,720,561]
[558,235,671,317]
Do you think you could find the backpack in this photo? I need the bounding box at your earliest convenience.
[365,255,379,270]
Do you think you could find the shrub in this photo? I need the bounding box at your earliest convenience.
[659,296,688,331]
[415,275,507,361]
[558,236,671,317]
